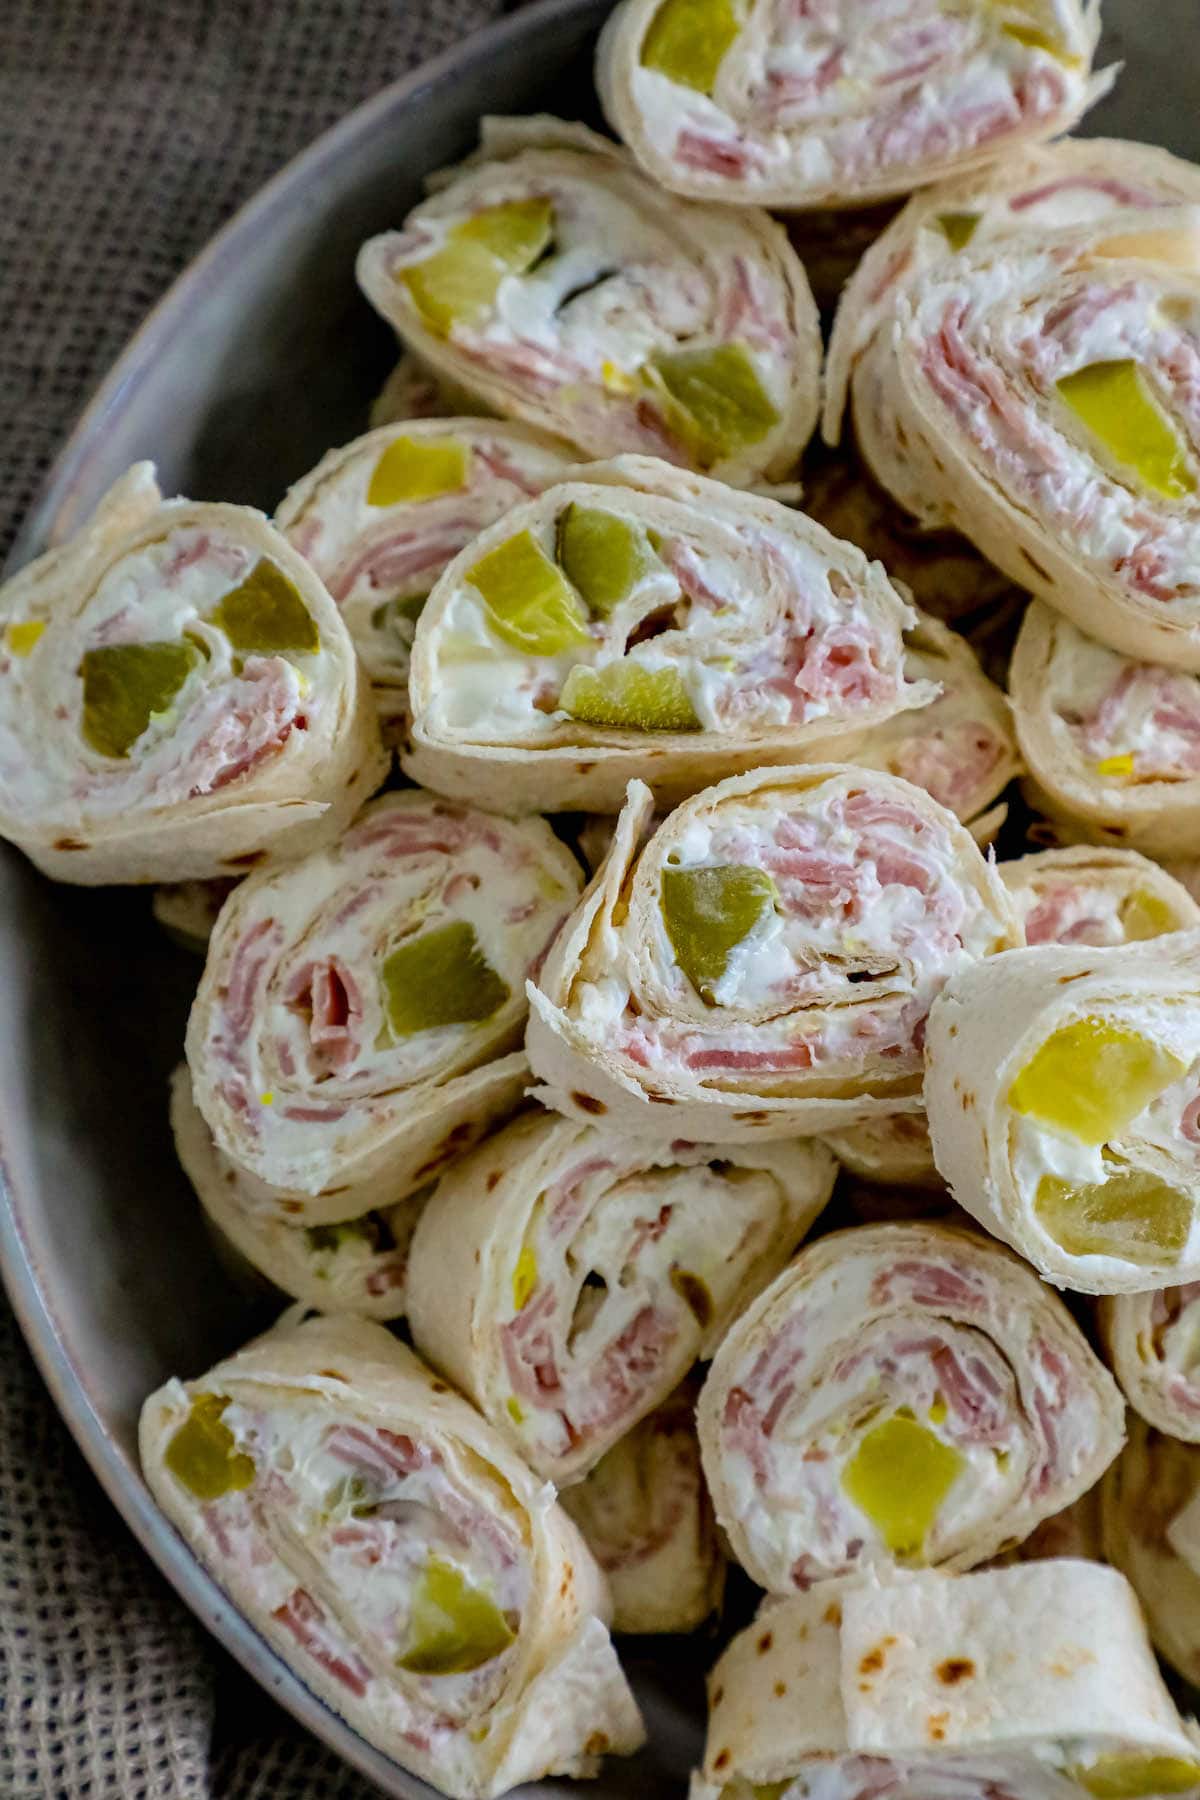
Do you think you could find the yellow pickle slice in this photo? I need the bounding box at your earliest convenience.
[560,660,700,731]
[640,0,740,93]
[397,1556,516,1676]
[841,1414,966,1559]
[1008,1017,1187,1144]
[402,199,554,335]
[466,529,591,655]
[555,505,657,618]
[1035,1170,1191,1265]
[164,1393,255,1501]
[646,343,780,463]
[1072,1756,1200,1798]
[381,920,509,1038]
[1057,360,1195,501]
[367,435,470,506]
[210,559,320,656]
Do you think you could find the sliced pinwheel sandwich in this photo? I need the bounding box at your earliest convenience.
[140,1313,644,1799]
[404,456,933,813]
[357,117,820,485]
[0,464,384,884]
[406,1108,835,1484]
[1000,846,1200,948]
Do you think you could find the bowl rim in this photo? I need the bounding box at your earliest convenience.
[0,1,607,1792]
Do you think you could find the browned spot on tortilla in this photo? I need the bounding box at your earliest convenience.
[571,1091,607,1115]
[735,1110,768,1123]
[671,1269,713,1330]
[859,1636,897,1677]
[576,762,596,774]
[317,1369,347,1382]
[774,1680,787,1697]
[713,1751,731,1773]
[1056,971,1091,985]
[927,1712,949,1743]
[948,1023,958,1038]
[757,1630,774,1655]
[1020,547,1052,581]
[52,836,89,851]
[711,1685,724,1708]
[937,1658,975,1685]
[224,851,264,869]
[430,1381,448,1394]
[823,1601,842,1627]
[486,1170,502,1191]
[648,1093,676,1105]
[584,1733,608,1757]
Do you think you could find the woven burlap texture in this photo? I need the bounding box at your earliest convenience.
[0,2,500,1794]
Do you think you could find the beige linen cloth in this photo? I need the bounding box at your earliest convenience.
[0,1,500,1793]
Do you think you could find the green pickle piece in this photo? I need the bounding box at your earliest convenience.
[305,1215,388,1256]
[402,200,553,335]
[560,660,700,731]
[1008,1016,1187,1144]
[1056,361,1196,501]
[164,1393,255,1502]
[371,594,429,634]
[211,559,320,656]
[367,435,470,506]
[467,529,591,655]
[647,343,780,464]
[661,864,777,1000]
[397,1556,516,1676]
[641,0,740,93]
[841,1415,965,1559]
[1034,1170,1192,1266]
[1073,1756,1200,1798]
[1120,889,1180,942]
[936,211,981,251]
[381,920,508,1039]
[80,640,202,759]
[555,505,656,618]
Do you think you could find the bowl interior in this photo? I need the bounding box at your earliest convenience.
[4,0,1200,1795]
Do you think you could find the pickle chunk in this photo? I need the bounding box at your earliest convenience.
[367,434,470,506]
[647,343,780,465]
[841,1415,965,1560]
[211,560,320,656]
[467,529,590,655]
[402,199,554,335]
[397,1557,516,1676]
[164,1393,255,1501]
[1035,1170,1191,1266]
[1009,1017,1187,1144]
[1057,361,1195,501]
[556,505,656,617]
[661,863,777,1000]
[381,920,508,1038]
[560,660,700,731]
[641,0,740,93]
[936,212,981,251]
[1120,889,1180,942]
[80,640,201,758]
[1073,1756,1200,1798]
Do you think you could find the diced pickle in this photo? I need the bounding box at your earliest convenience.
[555,505,656,618]
[1034,1170,1192,1266]
[1120,889,1180,941]
[397,1556,516,1676]
[401,201,554,336]
[560,661,700,731]
[1057,361,1196,501]
[211,559,320,656]
[164,1393,255,1502]
[641,0,740,93]
[381,920,509,1038]
[1008,1017,1187,1144]
[466,529,591,655]
[5,620,44,656]
[1073,1756,1200,1798]
[305,1215,389,1256]
[661,863,777,1000]
[647,343,780,464]
[367,434,470,506]
[512,1245,538,1312]
[841,1415,965,1559]
[80,640,202,758]
[936,212,981,251]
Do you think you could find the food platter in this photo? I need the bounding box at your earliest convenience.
[2,0,1200,1796]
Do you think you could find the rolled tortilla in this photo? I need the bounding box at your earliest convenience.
[276,420,574,737]
[170,1066,424,1320]
[925,930,1200,1293]
[406,1107,835,1484]
[139,1312,644,1798]
[527,766,1021,1141]
[558,1376,724,1635]
[1102,1416,1200,1688]
[0,464,385,885]
[369,350,481,428]
[357,116,820,486]
[845,208,1200,671]
[596,0,1108,211]
[1099,1282,1200,1442]
[825,135,1200,452]
[696,1220,1123,1591]
[690,1561,1200,1800]
[404,456,932,814]
[843,612,1020,836]
[1011,601,1200,859]
[999,846,1200,948]
[803,455,1020,629]
[821,1111,941,1191]
[185,791,582,1222]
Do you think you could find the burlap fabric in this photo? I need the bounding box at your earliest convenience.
[0,3,502,1793]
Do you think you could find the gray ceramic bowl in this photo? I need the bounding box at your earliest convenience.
[2,0,1199,1794]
